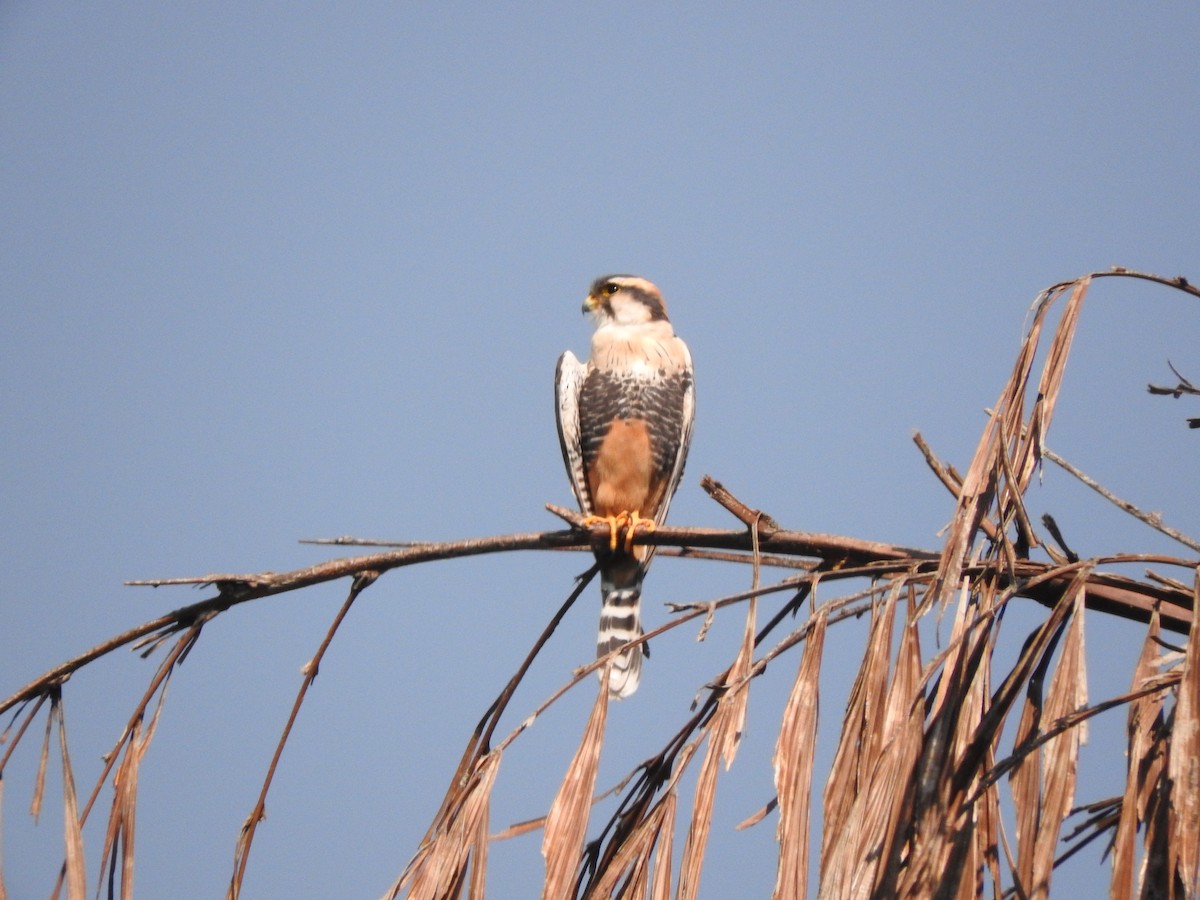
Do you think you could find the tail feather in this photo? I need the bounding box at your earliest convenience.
[598,556,645,699]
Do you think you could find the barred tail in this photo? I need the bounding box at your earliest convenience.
[598,555,645,699]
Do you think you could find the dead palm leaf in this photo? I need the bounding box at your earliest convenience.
[820,583,900,892]
[542,680,609,900]
[53,696,86,900]
[1110,610,1164,900]
[1166,570,1200,896]
[395,750,501,900]
[676,595,757,900]
[772,610,827,900]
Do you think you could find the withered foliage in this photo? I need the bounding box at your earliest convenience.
[2,268,1199,899]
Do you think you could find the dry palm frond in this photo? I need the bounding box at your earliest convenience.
[674,713,727,900]
[860,586,931,898]
[1138,705,1173,897]
[584,786,680,899]
[91,624,199,900]
[389,750,501,900]
[677,595,757,900]
[648,792,677,900]
[893,577,990,898]
[819,578,902,894]
[1010,578,1088,899]
[772,609,826,900]
[542,681,609,900]
[29,700,53,824]
[1110,610,1165,900]
[53,695,86,900]
[1166,570,1200,896]
[96,686,170,900]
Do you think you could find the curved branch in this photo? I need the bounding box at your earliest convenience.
[3,513,1194,717]
[1046,266,1200,300]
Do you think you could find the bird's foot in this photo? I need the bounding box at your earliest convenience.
[623,511,656,552]
[582,513,630,551]
[582,511,656,551]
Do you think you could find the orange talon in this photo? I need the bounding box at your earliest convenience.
[582,513,628,551]
[623,510,656,552]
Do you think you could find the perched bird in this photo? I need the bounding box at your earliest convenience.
[555,275,695,698]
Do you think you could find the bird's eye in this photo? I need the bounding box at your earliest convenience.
[604,283,620,295]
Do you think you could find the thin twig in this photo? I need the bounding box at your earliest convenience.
[1146,360,1200,398]
[1043,446,1200,554]
[701,476,780,537]
[1048,265,1200,300]
[299,536,424,547]
[477,562,599,753]
[912,431,1002,539]
[229,571,377,899]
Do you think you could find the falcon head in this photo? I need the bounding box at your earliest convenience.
[583,275,669,325]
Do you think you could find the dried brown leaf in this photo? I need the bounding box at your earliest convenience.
[675,595,758,900]
[974,768,1003,900]
[610,813,656,899]
[101,718,141,900]
[820,585,899,891]
[736,797,775,831]
[94,673,172,900]
[55,700,86,900]
[772,611,826,900]
[624,852,650,898]
[676,730,720,900]
[895,589,982,899]
[999,568,1089,900]
[585,760,686,900]
[718,597,756,771]
[542,681,609,900]
[400,750,501,900]
[926,297,1044,614]
[1167,570,1200,895]
[468,777,489,900]
[30,702,53,823]
[585,791,678,900]
[859,590,928,898]
[0,695,47,780]
[924,277,1091,624]
[902,562,1086,897]
[946,581,1001,900]
[1110,611,1164,900]
[1019,277,1088,488]
[649,792,676,900]
[583,736,699,899]
[1009,584,1086,900]
[1138,715,1172,898]
[1029,584,1087,897]
[1010,659,1046,895]
[490,814,545,843]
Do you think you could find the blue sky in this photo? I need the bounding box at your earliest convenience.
[3,3,1200,897]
